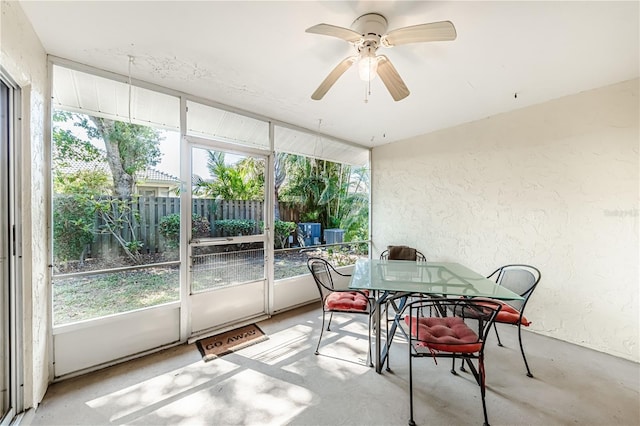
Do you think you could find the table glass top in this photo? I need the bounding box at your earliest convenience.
[349,259,523,301]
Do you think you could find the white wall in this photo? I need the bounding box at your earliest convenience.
[0,0,50,407]
[372,79,639,362]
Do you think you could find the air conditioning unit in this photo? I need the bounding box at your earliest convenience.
[298,222,321,246]
[324,229,344,245]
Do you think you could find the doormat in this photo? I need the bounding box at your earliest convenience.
[196,324,268,362]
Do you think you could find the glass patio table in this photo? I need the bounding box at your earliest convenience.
[349,259,524,373]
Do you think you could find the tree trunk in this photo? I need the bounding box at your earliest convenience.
[89,117,133,197]
[274,191,281,221]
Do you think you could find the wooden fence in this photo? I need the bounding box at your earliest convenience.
[86,196,301,258]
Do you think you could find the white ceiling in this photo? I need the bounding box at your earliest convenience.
[19,1,640,148]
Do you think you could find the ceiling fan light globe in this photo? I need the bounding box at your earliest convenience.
[358,55,378,81]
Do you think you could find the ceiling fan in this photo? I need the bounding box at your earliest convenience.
[306,13,456,101]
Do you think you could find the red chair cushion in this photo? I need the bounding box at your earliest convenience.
[474,299,530,326]
[405,315,481,353]
[325,291,369,312]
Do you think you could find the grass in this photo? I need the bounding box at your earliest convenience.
[52,247,367,325]
[51,258,304,325]
[53,267,180,325]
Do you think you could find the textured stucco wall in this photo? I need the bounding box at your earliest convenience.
[1,0,49,407]
[372,79,639,362]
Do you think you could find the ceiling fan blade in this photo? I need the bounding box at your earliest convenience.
[306,24,362,43]
[382,21,457,47]
[311,56,357,100]
[376,55,409,101]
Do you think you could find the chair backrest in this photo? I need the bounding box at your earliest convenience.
[488,264,541,311]
[380,245,426,262]
[307,257,338,301]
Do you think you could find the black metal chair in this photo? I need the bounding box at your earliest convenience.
[380,245,427,371]
[404,297,502,426]
[380,245,426,261]
[307,257,373,366]
[480,264,541,377]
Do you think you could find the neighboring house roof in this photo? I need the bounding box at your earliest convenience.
[137,168,179,184]
[57,155,179,186]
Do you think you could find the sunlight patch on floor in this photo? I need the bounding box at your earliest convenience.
[237,324,312,365]
[314,333,372,377]
[124,369,313,425]
[86,357,240,423]
[82,317,373,425]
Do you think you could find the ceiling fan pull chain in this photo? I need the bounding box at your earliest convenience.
[364,78,374,103]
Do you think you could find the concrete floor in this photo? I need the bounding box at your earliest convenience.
[26,304,639,426]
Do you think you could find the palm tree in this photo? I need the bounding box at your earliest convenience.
[279,155,369,240]
[196,151,263,200]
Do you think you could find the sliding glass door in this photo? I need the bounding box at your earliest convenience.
[188,143,269,336]
[1,74,21,425]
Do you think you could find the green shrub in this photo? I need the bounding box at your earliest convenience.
[213,219,256,236]
[192,215,211,238]
[158,214,180,247]
[159,213,211,247]
[273,220,296,249]
[53,194,96,263]
[160,216,295,248]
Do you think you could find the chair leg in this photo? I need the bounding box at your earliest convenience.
[367,312,373,367]
[461,357,488,425]
[327,312,334,331]
[517,324,534,378]
[493,323,503,346]
[458,355,467,373]
[408,348,416,426]
[315,310,327,355]
[478,355,490,426]
[385,300,392,372]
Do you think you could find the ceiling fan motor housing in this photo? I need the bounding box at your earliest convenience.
[351,13,388,47]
